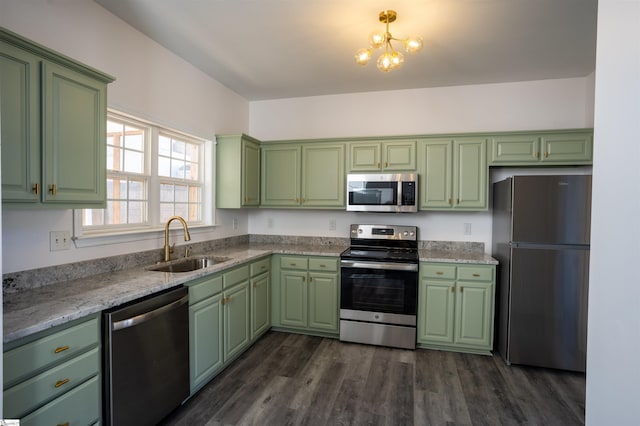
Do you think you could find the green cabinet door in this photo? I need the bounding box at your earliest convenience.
[541,133,593,163]
[348,140,416,172]
[419,138,487,210]
[42,61,107,205]
[251,272,270,339]
[488,130,593,166]
[189,293,223,392]
[455,280,493,348]
[349,142,381,172]
[453,138,487,210]
[223,281,250,362]
[383,140,416,171]
[418,279,455,344]
[280,270,308,328]
[420,139,453,209]
[490,135,540,164]
[308,272,338,331]
[261,144,301,206]
[216,134,261,208]
[301,144,345,207]
[0,41,41,202]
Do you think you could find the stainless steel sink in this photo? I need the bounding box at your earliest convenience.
[148,256,232,273]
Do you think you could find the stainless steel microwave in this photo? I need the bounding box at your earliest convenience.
[346,173,418,212]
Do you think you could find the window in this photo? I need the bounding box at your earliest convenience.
[80,111,210,236]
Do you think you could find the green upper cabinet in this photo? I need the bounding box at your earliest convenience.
[42,62,107,205]
[0,40,40,202]
[216,134,261,208]
[0,28,113,207]
[419,137,488,210]
[301,144,345,207]
[262,142,345,208]
[261,144,301,206]
[348,140,416,172]
[489,130,593,165]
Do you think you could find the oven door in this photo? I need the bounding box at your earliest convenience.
[340,260,418,326]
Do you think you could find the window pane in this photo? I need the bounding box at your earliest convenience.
[124,126,143,150]
[125,150,144,174]
[128,201,146,224]
[159,135,171,156]
[129,180,145,200]
[175,184,188,203]
[107,120,123,133]
[187,162,198,180]
[172,160,187,179]
[160,204,174,223]
[158,156,171,177]
[172,140,185,157]
[160,183,173,202]
[174,203,188,218]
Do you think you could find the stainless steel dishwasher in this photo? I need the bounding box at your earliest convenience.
[104,285,189,426]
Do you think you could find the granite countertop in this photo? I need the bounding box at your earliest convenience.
[3,242,497,344]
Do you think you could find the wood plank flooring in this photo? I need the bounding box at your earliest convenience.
[161,331,585,426]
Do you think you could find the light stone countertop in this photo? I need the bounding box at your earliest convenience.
[3,243,497,344]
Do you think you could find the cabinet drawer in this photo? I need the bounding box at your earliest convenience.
[4,346,100,418]
[308,257,338,272]
[280,256,308,270]
[20,374,100,426]
[223,265,249,288]
[250,257,270,277]
[4,316,99,387]
[421,264,456,280]
[188,274,223,305]
[457,266,493,281]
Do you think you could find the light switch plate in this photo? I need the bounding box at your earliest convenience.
[50,231,71,251]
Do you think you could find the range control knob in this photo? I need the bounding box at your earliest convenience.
[358,228,363,234]
[403,231,408,236]
[410,231,415,236]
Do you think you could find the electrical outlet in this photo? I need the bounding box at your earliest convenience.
[50,230,71,251]
[329,219,336,231]
[464,223,472,236]
[232,217,238,230]
[267,217,274,228]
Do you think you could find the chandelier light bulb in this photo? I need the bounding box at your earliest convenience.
[405,36,423,53]
[377,52,395,72]
[391,51,405,68]
[354,48,372,66]
[369,31,386,49]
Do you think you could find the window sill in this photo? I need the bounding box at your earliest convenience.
[73,224,217,248]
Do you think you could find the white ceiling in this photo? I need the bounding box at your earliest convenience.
[95,0,598,101]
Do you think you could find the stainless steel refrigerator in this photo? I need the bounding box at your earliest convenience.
[492,175,591,372]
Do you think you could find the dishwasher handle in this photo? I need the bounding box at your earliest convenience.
[112,294,188,331]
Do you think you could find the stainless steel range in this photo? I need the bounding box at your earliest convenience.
[339,224,419,349]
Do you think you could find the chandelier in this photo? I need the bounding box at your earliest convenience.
[354,10,423,73]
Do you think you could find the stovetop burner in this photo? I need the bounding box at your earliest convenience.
[341,224,419,264]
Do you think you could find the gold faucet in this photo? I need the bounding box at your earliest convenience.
[164,216,191,262]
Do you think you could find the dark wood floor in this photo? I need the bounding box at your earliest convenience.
[161,331,585,426]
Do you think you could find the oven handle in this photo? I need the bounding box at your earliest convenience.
[340,260,418,272]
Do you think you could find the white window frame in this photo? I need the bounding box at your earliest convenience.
[73,110,215,246]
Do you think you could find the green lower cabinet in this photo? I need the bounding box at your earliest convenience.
[418,280,455,344]
[272,255,339,336]
[280,270,308,327]
[308,271,339,331]
[418,262,495,355]
[187,258,270,394]
[223,280,251,362]
[251,271,271,339]
[189,293,223,392]
[2,315,101,424]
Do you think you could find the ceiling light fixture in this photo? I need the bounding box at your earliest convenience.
[355,10,423,73]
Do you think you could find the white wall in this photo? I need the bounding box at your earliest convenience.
[586,1,640,423]
[0,0,250,273]
[249,77,595,248]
